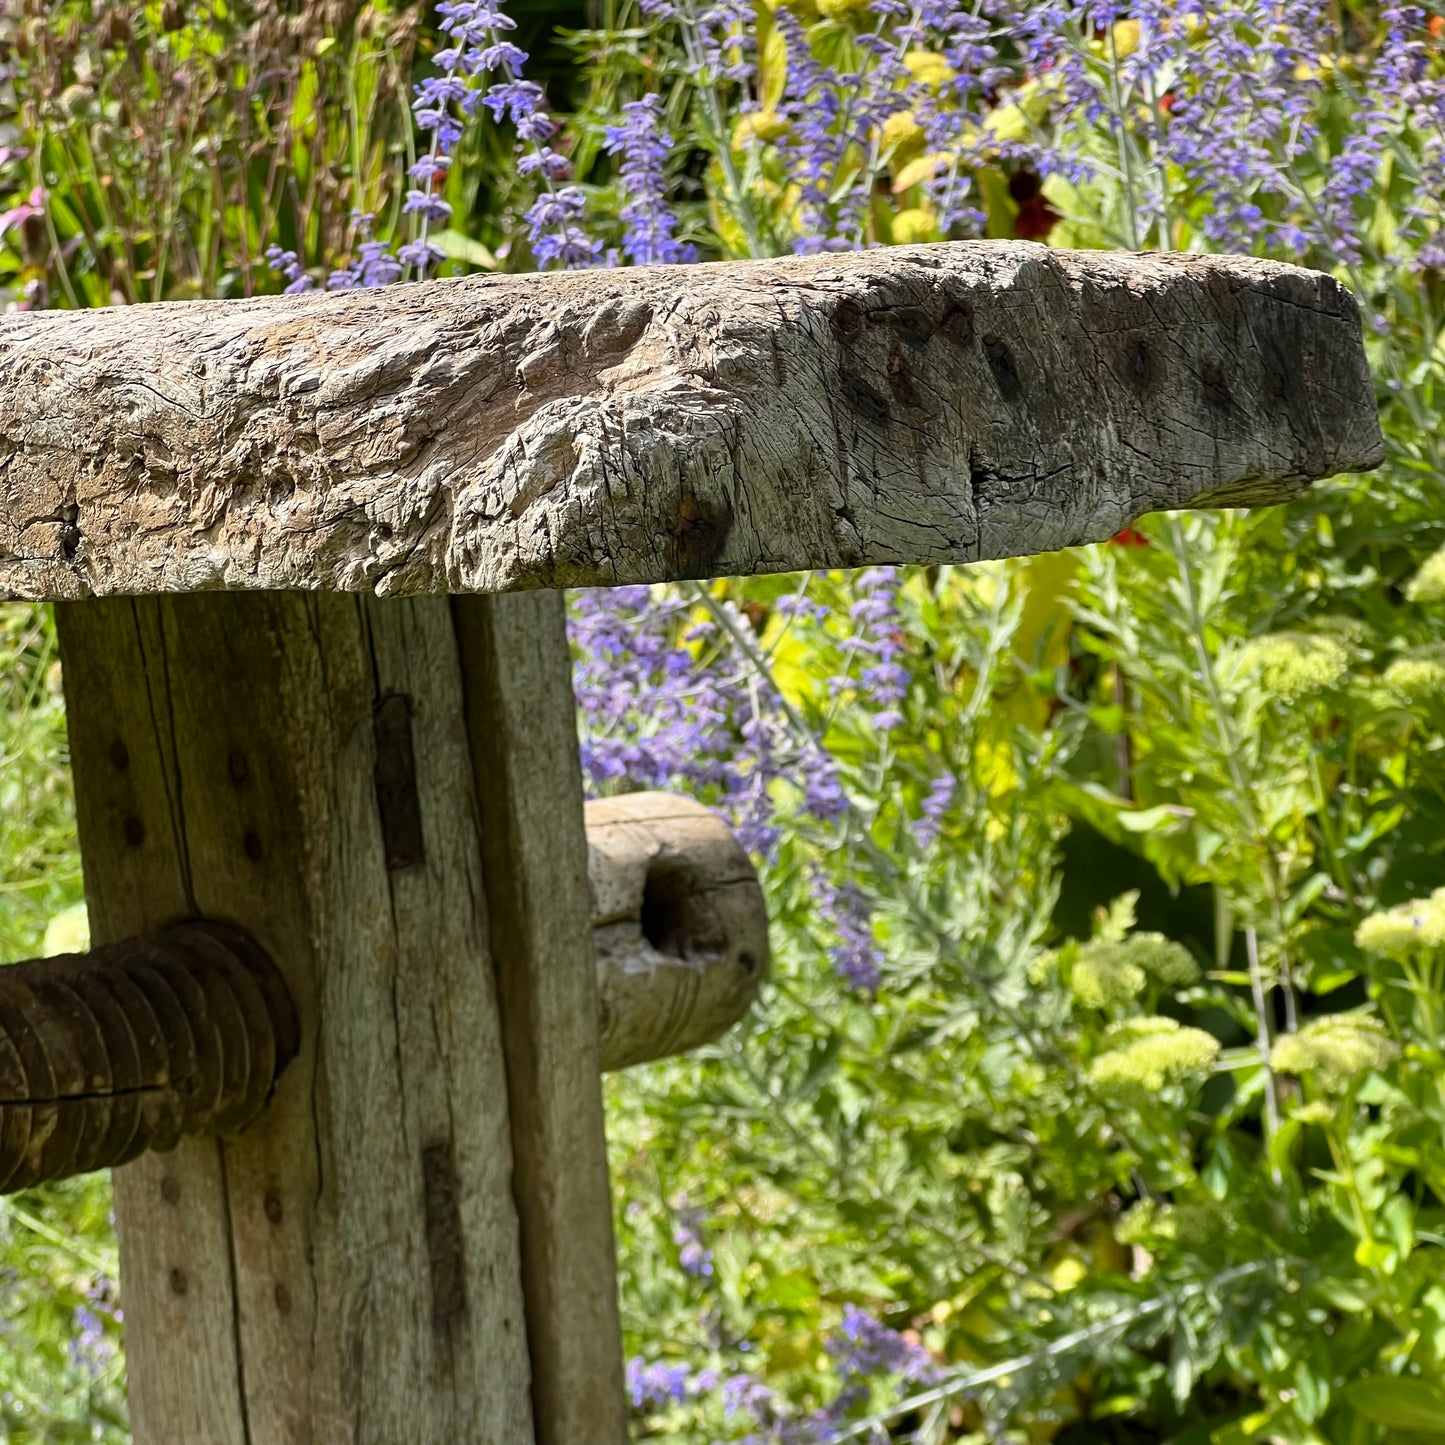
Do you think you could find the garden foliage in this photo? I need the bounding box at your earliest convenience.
[1,0,1445,1441]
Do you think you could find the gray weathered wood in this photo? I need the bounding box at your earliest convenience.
[454,590,628,1445]
[0,243,1381,603]
[57,593,535,1445]
[588,791,767,1072]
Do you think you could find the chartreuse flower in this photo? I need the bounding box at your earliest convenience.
[902,49,955,90]
[1071,948,1145,1009]
[1383,645,1445,704]
[731,110,790,148]
[1271,1015,1399,1090]
[1237,631,1350,702]
[1117,1199,1233,1249]
[1355,890,1445,955]
[1407,544,1445,604]
[880,111,927,161]
[1090,1018,1220,1100]
[1069,933,1198,1009]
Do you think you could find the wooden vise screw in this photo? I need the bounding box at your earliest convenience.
[0,922,297,1193]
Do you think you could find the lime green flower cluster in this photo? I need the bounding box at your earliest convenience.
[1070,933,1199,1009]
[1236,631,1351,703]
[1382,645,1445,704]
[1090,1018,1221,1101]
[1116,1198,1235,1250]
[1271,1015,1399,1091]
[1407,544,1445,605]
[1354,890,1445,955]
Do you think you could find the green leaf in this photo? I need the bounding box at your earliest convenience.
[1343,1377,1445,1433]
[430,229,497,269]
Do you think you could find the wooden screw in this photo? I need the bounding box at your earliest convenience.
[0,921,298,1193]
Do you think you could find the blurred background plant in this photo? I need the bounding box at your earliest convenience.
[2,0,1445,1441]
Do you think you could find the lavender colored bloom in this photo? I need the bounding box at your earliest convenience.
[672,1203,715,1278]
[264,243,316,295]
[626,1356,692,1410]
[603,95,695,265]
[911,772,955,850]
[811,870,883,993]
[827,1304,939,1385]
[326,218,406,289]
[402,188,454,225]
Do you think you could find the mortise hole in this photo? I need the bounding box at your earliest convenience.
[640,860,712,960]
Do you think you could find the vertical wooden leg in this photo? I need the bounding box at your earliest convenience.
[57,594,535,1445]
[455,591,629,1445]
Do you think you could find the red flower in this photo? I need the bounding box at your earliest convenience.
[1110,526,1150,547]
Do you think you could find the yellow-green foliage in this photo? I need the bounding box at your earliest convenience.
[1355,890,1445,955]
[1237,631,1351,703]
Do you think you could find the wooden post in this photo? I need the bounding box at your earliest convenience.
[55,592,617,1443]
[455,591,628,1444]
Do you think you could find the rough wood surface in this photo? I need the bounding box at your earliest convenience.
[56,593,535,1445]
[454,590,628,1445]
[587,791,767,1072]
[0,243,1381,602]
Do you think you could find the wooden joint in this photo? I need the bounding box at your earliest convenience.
[587,792,769,1072]
[0,921,298,1193]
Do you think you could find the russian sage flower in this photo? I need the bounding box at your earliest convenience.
[603,95,695,265]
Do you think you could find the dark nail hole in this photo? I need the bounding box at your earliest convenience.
[871,306,934,346]
[109,740,129,771]
[169,1267,188,1296]
[832,298,864,339]
[264,1191,283,1225]
[841,371,890,426]
[122,815,145,849]
[243,831,263,862]
[1202,359,1232,406]
[160,1175,180,1205]
[228,751,250,786]
[736,950,759,976]
[983,335,1022,403]
[641,860,720,961]
[940,304,973,346]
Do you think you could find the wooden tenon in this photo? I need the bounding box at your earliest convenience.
[0,241,1381,1445]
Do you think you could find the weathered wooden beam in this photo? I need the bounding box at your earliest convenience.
[588,791,767,1072]
[0,243,1381,603]
[56,593,538,1445]
[454,590,627,1445]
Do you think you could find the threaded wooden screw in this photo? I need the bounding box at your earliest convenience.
[0,921,297,1193]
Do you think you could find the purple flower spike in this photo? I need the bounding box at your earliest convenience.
[604,95,696,265]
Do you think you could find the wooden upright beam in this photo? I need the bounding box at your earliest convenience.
[455,590,628,1445]
[57,594,539,1444]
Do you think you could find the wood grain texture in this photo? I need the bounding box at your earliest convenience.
[454,590,628,1445]
[1,243,1381,603]
[587,792,767,1072]
[57,593,534,1445]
